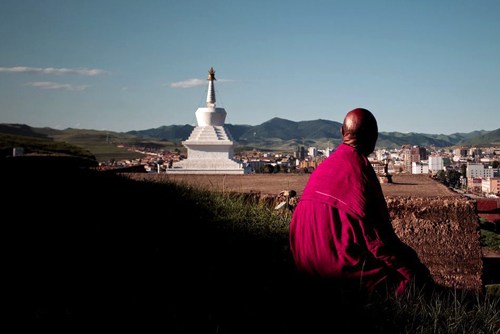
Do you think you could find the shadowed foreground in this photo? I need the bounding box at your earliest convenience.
[3,157,499,333]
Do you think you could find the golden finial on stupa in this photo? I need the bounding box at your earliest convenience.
[208,67,216,80]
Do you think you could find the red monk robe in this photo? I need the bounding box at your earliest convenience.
[290,143,432,296]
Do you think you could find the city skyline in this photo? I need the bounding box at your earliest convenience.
[1,1,499,135]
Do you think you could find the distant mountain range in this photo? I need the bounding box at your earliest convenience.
[127,117,500,150]
[1,119,499,156]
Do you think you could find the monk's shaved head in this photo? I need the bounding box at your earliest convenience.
[341,108,378,156]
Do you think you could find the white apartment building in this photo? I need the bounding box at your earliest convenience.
[466,163,498,178]
[428,156,444,173]
[412,161,429,174]
[308,147,318,157]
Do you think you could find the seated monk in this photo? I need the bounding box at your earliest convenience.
[289,108,433,296]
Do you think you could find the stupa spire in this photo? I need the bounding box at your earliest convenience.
[206,67,216,108]
[166,67,249,174]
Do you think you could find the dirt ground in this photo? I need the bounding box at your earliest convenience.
[137,173,311,195]
[134,172,456,197]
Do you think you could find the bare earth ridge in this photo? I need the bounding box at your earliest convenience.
[130,173,455,197]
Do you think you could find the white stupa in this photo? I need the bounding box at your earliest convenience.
[167,67,250,174]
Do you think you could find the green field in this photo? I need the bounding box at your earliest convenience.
[0,125,182,162]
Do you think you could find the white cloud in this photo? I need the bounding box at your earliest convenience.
[170,78,233,88]
[0,66,106,76]
[170,78,206,88]
[26,81,89,91]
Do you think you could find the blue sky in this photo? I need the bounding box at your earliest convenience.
[1,0,499,134]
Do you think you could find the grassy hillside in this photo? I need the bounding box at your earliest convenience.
[48,128,146,162]
[0,132,96,160]
[4,157,499,332]
[0,124,180,162]
[462,128,500,146]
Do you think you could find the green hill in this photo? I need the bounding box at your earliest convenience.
[1,120,499,158]
[0,124,179,162]
[0,130,96,160]
[128,119,499,150]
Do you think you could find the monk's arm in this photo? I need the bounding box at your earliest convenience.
[351,214,421,281]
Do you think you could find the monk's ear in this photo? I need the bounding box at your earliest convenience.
[340,125,345,137]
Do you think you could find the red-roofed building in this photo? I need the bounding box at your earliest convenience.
[476,198,500,232]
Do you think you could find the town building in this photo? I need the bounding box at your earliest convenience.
[466,162,499,178]
[412,161,429,174]
[428,155,444,174]
[482,177,500,196]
